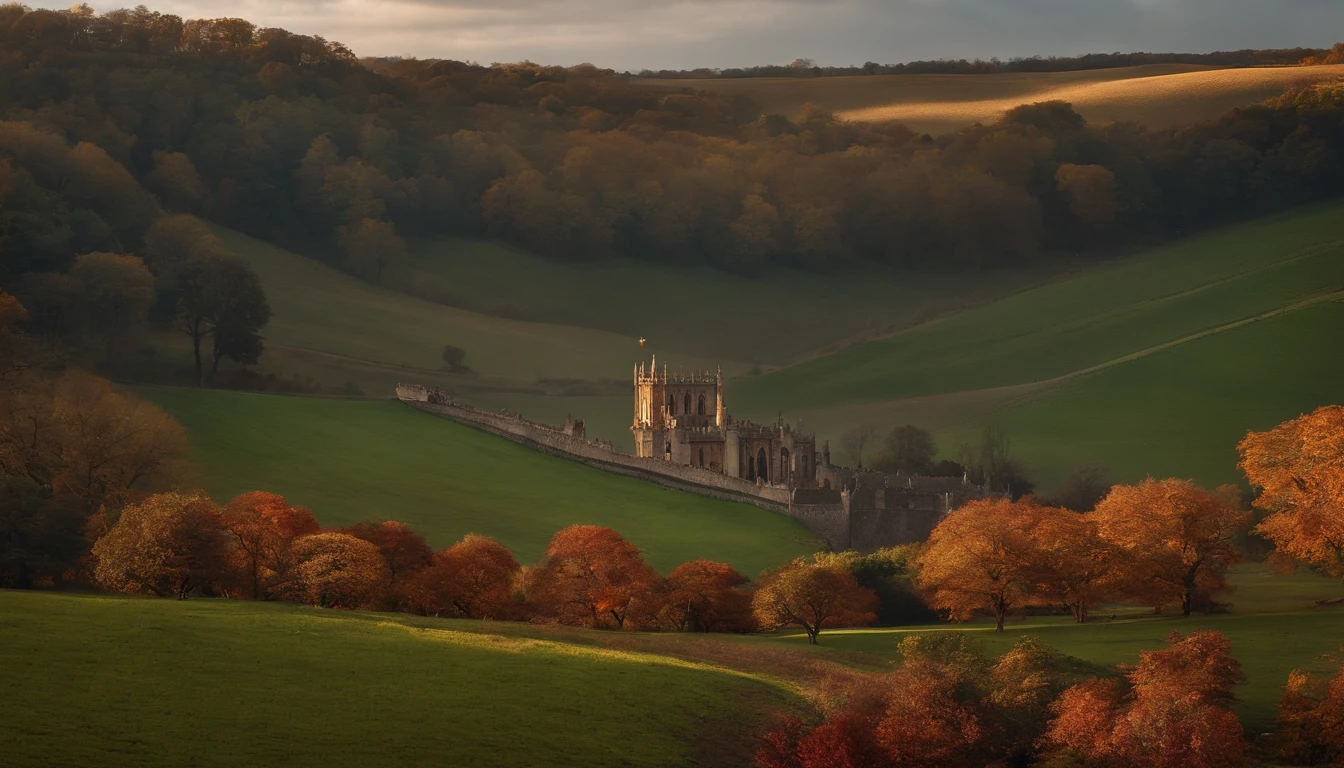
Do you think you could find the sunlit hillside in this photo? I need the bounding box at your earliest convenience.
[634,64,1344,133]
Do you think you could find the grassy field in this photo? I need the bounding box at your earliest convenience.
[214,227,732,385]
[634,64,1344,134]
[763,565,1344,733]
[406,235,1042,365]
[730,202,1344,489]
[0,590,802,768]
[140,387,820,576]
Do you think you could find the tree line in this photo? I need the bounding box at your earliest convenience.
[757,627,1344,768]
[631,46,1333,79]
[2,5,1343,285]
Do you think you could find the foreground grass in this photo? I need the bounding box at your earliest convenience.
[634,64,1344,134]
[141,388,820,576]
[763,565,1344,733]
[0,591,801,768]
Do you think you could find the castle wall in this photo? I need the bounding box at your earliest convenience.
[395,385,834,539]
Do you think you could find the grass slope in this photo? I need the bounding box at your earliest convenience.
[0,590,799,768]
[635,65,1344,134]
[213,227,730,383]
[141,388,819,576]
[732,203,1344,488]
[407,235,1040,365]
[763,566,1344,733]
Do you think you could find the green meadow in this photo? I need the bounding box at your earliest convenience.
[141,387,820,576]
[0,590,800,768]
[729,202,1344,489]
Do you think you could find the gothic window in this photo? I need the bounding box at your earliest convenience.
[780,448,790,482]
[697,395,705,415]
[698,448,705,467]
[683,392,691,415]
[801,455,810,480]
[747,456,755,480]
[757,448,769,483]
[667,395,675,415]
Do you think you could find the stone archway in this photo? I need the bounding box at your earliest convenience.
[757,448,768,483]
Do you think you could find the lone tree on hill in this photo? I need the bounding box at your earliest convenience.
[752,557,877,644]
[175,254,271,386]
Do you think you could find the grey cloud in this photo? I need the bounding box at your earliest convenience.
[37,0,1344,69]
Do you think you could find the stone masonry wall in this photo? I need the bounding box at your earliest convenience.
[396,385,850,549]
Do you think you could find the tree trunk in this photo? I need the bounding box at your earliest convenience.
[806,626,819,645]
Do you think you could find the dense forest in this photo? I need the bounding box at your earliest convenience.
[630,46,1334,79]
[1,4,1344,294]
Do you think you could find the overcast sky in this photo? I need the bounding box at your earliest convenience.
[50,0,1344,70]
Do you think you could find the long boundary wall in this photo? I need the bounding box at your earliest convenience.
[396,385,850,548]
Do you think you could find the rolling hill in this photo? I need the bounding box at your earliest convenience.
[140,388,820,577]
[727,202,1344,489]
[633,64,1344,134]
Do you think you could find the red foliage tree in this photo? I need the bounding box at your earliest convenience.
[220,490,319,598]
[1043,630,1247,768]
[658,559,754,632]
[404,533,520,619]
[1273,662,1344,766]
[341,520,433,605]
[530,525,661,629]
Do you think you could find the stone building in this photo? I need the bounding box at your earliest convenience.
[631,357,816,487]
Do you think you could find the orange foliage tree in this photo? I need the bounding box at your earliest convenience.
[220,491,320,599]
[752,557,877,644]
[404,534,520,619]
[1274,660,1344,766]
[92,490,233,598]
[288,532,389,609]
[1029,505,1120,623]
[1238,406,1344,577]
[916,498,1046,632]
[1092,479,1248,615]
[1042,630,1247,768]
[657,559,754,632]
[530,525,661,629]
[341,520,433,604]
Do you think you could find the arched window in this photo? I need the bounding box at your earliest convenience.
[665,442,672,458]
[801,455,809,480]
[683,392,691,415]
[698,448,705,467]
[667,395,675,415]
[697,395,706,415]
[747,456,755,480]
[780,448,790,482]
[757,448,769,483]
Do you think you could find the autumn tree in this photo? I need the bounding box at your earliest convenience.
[67,251,155,364]
[341,520,433,602]
[1239,406,1344,577]
[92,491,233,598]
[657,559,753,632]
[1055,163,1120,232]
[0,369,188,517]
[404,534,520,618]
[1273,660,1344,766]
[530,525,661,629]
[143,214,227,281]
[175,253,271,386]
[337,217,407,285]
[219,490,320,599]
[1042,630,1247,768]
[1092,478,1248,615]
[288,532,390,609]
[752,557,877,644]
[816,546,933,625]
[1029,505,1120,622]
[916,498,1046,632]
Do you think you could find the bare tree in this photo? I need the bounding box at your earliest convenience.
[840,423,878,468]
